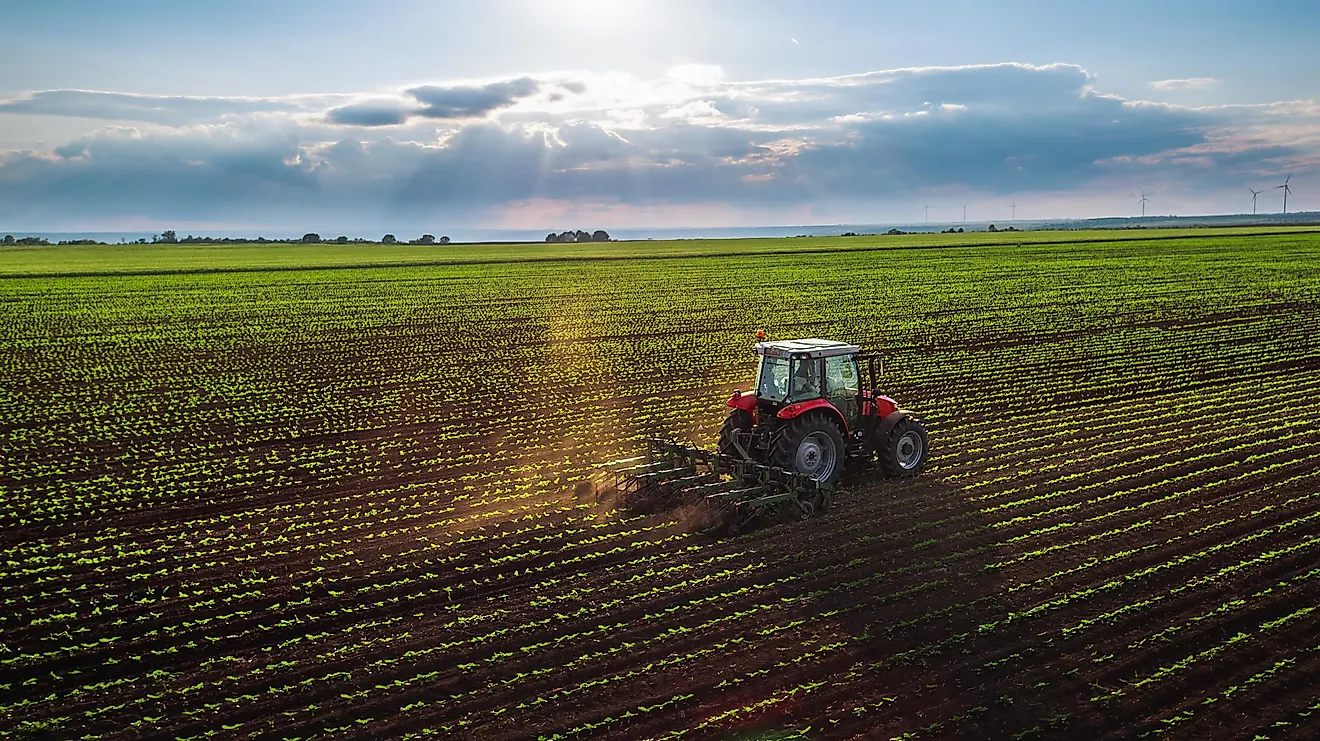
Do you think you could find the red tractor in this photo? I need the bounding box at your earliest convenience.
[718,336,928,486]
[601,336,928,533]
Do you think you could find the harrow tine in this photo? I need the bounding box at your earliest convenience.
[705,485,767,508]
[644,472,715,506]
[610,460,670,476]
[692,498,737,533]
[603,437,832,534]
[662,472,718,490]
[677,478,743,498]
[630,465,697,485]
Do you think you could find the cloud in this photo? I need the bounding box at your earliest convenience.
[325,101,414,127]
[1149,78,1221,90]
[406,77,541,119]
[666,64,725,86]
[0,89,330,126]
[0,78,558,131]
[322,77,555,127]
[0,63,1317,229]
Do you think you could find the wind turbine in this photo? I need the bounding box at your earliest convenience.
[1276,174,1292,214]
[924,204,929,223]
[1139,191,1150,218]
[962,204,967,222]
[1011,202,1016,220]
[1249,188,1262,215]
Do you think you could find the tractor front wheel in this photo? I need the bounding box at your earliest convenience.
[772,413,845,487]
[878,416,929,477]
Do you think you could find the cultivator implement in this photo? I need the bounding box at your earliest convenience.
[598,438,834,535]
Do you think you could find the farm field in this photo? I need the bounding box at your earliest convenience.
[2,228,1320,740]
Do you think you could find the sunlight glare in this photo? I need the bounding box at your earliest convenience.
[540,0,649,34]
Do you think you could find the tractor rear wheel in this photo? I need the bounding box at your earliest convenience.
[718,409,753,458]
[878,416,929,477]
[772,413,845,487]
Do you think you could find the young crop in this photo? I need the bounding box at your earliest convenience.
[3,230,1319,741]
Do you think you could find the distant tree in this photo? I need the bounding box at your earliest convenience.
[302,233,321,243]
[987,224,997,232]
[546,233,558,243]
[591,230,610,242]
[159,230,178,244]
[414,234,436,245]
[957,227,964,233]
[558,231,576,242]
[2,235,13,245]
[439,235,450,244]
[573,229,591,243]
[335,235,349,244]
[382,234,398,244]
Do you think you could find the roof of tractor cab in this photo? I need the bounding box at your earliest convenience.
[754,338,861,359]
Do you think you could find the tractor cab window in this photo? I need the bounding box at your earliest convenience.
[825,355,861,427]
[789,357,821,401]
[825,356,859,396]
[757,355,821,402]
[756,356,791,402]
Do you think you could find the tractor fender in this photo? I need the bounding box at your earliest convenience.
[864,393,898,419]
[777,398,849,436]
[875,409,915,441]
[727,391,757,412]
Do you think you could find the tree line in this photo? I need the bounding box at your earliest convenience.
[546,230,611,243]
[2,235,62,246]
[1,231,458,246]
[150,231,456,245]
[3,231,616,246]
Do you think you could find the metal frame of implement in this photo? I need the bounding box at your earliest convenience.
[599,438,834,533]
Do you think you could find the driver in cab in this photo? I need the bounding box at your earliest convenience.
[792,360,819,399]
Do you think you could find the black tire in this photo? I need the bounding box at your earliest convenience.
[878,415,929,477]
[772,412,845,487]
[718,409,753,458]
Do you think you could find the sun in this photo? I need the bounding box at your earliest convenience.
[539,0,649,33]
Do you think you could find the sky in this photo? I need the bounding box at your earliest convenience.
[1,0,1318,233]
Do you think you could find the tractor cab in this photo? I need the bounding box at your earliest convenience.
[753,338,863,429]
